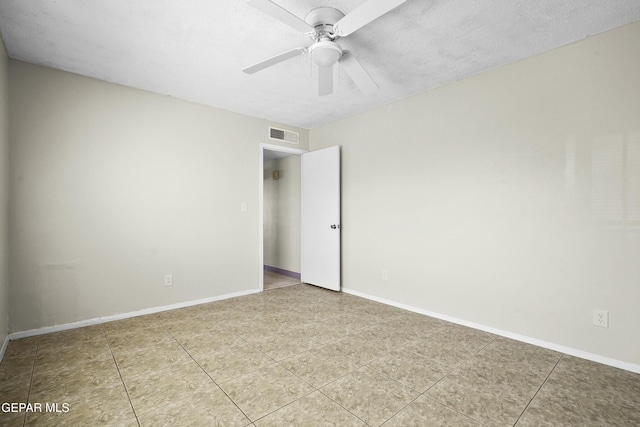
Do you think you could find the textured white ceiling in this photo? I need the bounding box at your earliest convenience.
[1,0,639,129]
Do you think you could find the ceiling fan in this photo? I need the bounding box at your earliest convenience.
[243,0,406,96]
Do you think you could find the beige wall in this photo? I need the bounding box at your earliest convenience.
[0,35,8,347]
[310,21,640,366]
[263,155,301,273]
[7,60,306,332]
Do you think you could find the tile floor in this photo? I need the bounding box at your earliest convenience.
[263,271,300,291]
[1,284,639,426]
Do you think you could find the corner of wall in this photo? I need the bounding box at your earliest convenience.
[0,31,10,359]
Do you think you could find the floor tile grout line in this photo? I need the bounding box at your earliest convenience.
[417,393,493,427]
[280,356,418,427]
[167,326,256,424]
[406,348,491,426]
[204,347,316,424]
[314,387,375,427]
[272,337,378,385]
[376,393,490,427]
[249,388,319,425]
[405,337,573,427]
[511,352,565,426]
[191,312,372,424]
[378,393,423,427]
[415,394,493,427]
[104,326,142,427]
[121,325,250,425]
[22,336,39,427]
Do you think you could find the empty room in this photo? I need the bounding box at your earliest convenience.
[1,1,639,426]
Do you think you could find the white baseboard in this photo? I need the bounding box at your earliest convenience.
[0,334,8,364]
[8,288,261,341]
[343,287,640,374]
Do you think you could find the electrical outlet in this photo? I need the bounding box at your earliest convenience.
[164,274,173,287]
[593,309,608,328]
[382,270,388,280]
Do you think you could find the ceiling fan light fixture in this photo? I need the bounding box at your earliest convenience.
[310,41,343,67]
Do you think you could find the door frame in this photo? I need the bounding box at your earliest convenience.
[258,143,308,291]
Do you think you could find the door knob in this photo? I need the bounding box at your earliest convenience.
[330,224,341,229]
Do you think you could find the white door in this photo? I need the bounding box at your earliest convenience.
[301,146,341,291]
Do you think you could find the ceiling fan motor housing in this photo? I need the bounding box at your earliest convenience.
[304,7,345,29]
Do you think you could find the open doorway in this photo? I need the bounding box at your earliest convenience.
[259,144,307,291]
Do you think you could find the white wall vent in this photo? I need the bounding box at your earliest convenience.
[269,127,299,144]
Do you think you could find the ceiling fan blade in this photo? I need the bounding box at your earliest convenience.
[339,51,378,94]
[318,65,333,96]
[333,0,406,37]
[247,0,313,33]
[243,47,307,74]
